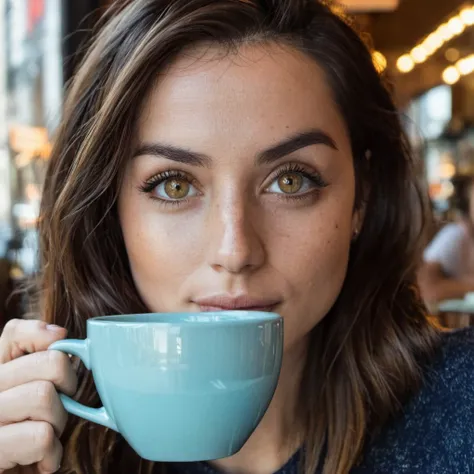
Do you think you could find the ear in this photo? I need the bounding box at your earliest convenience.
[351,187,369,240]
[351,207,364,240]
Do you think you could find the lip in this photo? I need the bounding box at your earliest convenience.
[193,295,281,312]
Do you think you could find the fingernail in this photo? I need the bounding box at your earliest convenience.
[46,324,64,333]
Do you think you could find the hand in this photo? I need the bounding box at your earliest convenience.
[0,320,77,474]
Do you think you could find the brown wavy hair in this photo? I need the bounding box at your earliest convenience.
[38,1,440,473]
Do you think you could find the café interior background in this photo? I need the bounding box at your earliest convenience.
[1,0,474,325]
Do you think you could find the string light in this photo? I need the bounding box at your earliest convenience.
[447,16,465,35]
[397,5,474,73]
[396,55,414,73]
[411,46,428,64]
[437,23,455,42]
[456,54,474,75]
[423,33,443,55]
[460,6,474,25]
[372,50,387,73]
[442,66,460,85]
[441,53,474,84]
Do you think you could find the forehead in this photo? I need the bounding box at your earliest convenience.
[138,42,350,156]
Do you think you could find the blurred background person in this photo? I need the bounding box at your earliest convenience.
[419,174,474,305]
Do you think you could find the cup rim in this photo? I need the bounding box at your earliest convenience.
[87,311,282,327]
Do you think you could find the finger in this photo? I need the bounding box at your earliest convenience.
[0,349,77,395]
[0,319,67,364]
[36,430,63,474]
[0,381,68,437]
[0,421,62,473]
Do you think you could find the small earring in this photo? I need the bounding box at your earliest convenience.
[352,229,359,240]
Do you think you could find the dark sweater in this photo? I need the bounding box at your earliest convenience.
[172,328,474,474]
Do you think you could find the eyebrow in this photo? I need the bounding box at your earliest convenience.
[133,129,338,166]
[256,129,338,165]
[132,143,211,167]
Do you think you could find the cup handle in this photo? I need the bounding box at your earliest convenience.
[48,339,118,432]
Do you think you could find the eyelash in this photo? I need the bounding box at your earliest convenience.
[139,163,328,205]
[266,163,328,201]
[139,169,196,206]
[139,170,191,194]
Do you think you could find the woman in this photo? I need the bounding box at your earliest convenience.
[419,174,474,304]
[0,1,472,473]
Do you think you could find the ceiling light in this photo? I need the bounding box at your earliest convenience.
[400,5,474,74]
[442,66,460,84]
[397,54,414,73]
[447,16,465,35]
[437,23,455,41]
[445,48,460,62]
[460,6,474,25]
[456,54,474,75]
[411,46,428,63]
[423,33,444,54]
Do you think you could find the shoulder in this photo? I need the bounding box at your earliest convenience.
[425,222,468,252]
[428,327,474,395]
[436,222,468,240]
[438,325,474,361]
[423,223,470,267]
[405,328,474,461]
[408,327,474,434]
[356,328,474,473]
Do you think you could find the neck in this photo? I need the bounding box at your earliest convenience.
[210,339,308,474]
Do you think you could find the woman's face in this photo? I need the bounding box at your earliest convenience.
[119,44,360,350]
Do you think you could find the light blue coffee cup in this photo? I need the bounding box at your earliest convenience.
[48,311,283,462]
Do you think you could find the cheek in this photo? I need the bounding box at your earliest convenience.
[281,218,351,299]
[118,193,204,311]
[270,204,353,346]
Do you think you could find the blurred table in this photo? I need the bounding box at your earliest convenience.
[438,299,474,313]
[436,299,474,329]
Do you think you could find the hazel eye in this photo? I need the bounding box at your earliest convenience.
[140,170,201,206]
[148,175,199,202]
[276,173,303,194]
[160,178,191,200]
[267,171,318,195]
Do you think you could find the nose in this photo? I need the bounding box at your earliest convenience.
[207,194,265,274]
